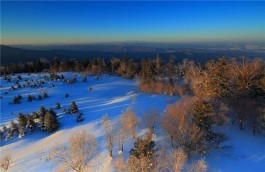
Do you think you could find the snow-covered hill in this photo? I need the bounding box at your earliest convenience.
[1,73,265,171]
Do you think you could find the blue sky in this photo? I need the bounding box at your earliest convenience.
[1,1,265,45]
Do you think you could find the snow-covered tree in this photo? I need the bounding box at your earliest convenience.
[121,108,139,140]
[50,130,98,172]
[102,115,114,157]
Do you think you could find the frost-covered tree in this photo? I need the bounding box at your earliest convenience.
[102,115,114,157]
[50,130,98,172]
[121,108,139,139]
[142,109,158,135]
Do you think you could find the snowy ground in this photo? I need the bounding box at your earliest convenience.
[0,73,265,172]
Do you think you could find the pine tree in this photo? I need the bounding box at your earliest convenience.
[70,101,78,114]
[27,95,33,102]
[18,126,26,137]
[76,113,84,122]
[38,95,42,100]
[38,106,46,129]
[44,111,59,132]
[10,121,18,132]
[43,92,48,98]
[55,102,61,109]
[155,54,163,75]
[39,106,46,116]
[13,96,21,104]
[18,113,27,128]
[192,100,215,140]
[26,115,36,132]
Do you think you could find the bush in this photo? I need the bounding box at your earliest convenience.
[43,91,48,98]
[76,113,84,122]
[38,95,42,100]
[27,95,33,102]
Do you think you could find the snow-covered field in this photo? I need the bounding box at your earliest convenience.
[1,73,265,172]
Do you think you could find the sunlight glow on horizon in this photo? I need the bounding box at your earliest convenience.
[1,1,265,45]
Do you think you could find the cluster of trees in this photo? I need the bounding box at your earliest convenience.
[0,106,59,140]
[181,58,265,135]
[49,105,211,172]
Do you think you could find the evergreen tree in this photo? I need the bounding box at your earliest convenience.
[166,56,175,78]
[13,96,21,104]
[76,113,84,122]
[192,100,215,140]
[39,106,46,116]
[26,115,36,132]
[38,106,46,129]
[55,102,61,109]
[0,130,3,140]
[140,59,155,84]
[44,111,59,132]
[43,91,48,98]
[6,129,13,139]
[205,58,231,97]
[18,126,26,137]
[38,95,42,100]
[10,121,18,132]
[18,113,27,128]
[130,137,156,159]
[70,101,78,114]
[155,54,163,75]
[126,59,137,79]
[27,95,33,102]
[32,111,39,120]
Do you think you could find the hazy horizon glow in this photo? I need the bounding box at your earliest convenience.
[1,1,265,45]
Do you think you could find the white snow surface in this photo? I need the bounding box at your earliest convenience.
[0,73,265,172]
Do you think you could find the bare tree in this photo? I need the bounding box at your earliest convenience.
[113,155,126,172]
[0,154,11,171]
[121,108,139,139]
[50,130,98,172]
[142,109,159,135]
[171,148,187,172]
[102,115,114,157]
[188,159,208,172]
[161,97,205,156]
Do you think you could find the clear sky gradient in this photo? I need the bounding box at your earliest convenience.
[1,1,265,45]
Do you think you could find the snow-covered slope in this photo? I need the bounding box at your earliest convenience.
[1,73,265,171]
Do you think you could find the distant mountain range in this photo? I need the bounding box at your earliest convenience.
[1,44,264,65]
